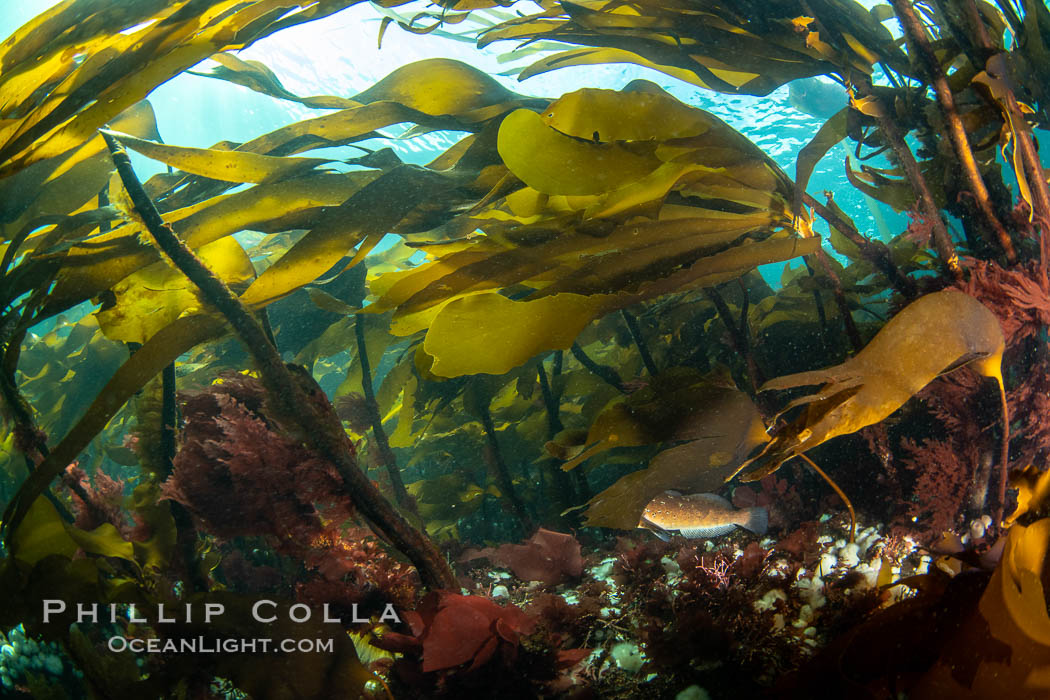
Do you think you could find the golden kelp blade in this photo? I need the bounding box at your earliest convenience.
[423,292,608,377]
[42,171,379,317]
[101,130,334,184]
[351,57,540,119]
[416,236,818,378]
[498,108,661,195]
[561,368,753,477]
[95,237,256,345]
[516,47,762,93]
[372,84,807,377]
[556,400,652,474]
[237,166,459,309]
[541,85,712,141]
[42,57,536,320]
[0,0,364,179]
[1006,465,1050,527]
[496,82,792,202]
[223,58,542,161]
[731,289,1005,482]
[0,101,159,245]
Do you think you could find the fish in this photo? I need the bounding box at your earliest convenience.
[638,490,768,541]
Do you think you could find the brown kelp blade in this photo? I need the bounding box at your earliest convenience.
[583,383,769,530]
[728,289,1006,485]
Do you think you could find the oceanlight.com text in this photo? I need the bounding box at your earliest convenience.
[107,636,335,654]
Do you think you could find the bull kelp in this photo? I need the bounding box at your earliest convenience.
[0,0,1049,697]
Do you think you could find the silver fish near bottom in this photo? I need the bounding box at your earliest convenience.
[639,490,768,541]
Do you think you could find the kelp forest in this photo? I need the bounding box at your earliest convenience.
[0,0,1049,697]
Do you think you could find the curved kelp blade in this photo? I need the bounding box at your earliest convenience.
[516,47,771,92]
[101,129,336,184]
[351,57,542,119]
[497,108,661,195]
[556,398,659,474]
[422,292,609,377]
[41,171,378,318]
[844,157,948,212]
[412,235,818,378]
[731,289,1005,482]
[794,106,847,211]
[188,52,362,110]
[173,58,542,168]
[240,165,462,309]
[37,59,528,321]
[910,518,1050,695]
[9,493,174,573]
[555,368,760,475]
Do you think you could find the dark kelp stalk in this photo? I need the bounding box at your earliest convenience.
[1,0,1050,697]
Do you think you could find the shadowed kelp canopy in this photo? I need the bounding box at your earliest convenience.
[478,0,909,95]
